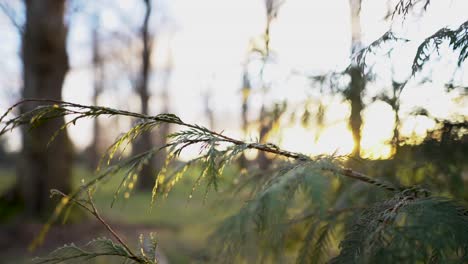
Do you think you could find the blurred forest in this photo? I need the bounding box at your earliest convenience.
[0,0,467,263]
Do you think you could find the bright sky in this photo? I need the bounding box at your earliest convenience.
[0,0,467,159]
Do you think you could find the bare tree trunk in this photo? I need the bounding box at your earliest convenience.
[347,67,364,157]
[134,0,155,190]
[19,0,73,218]
[238,70,250,168]
[347,0,365,158]
[152,50,172,186]
[257,106,273,170]
[203,91,215,130]
[392,107,400,153]
[391,82,401,154]
[257,103,285,170]
[89,14,104,170]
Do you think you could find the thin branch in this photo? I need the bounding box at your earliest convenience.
[0,3,23,33]
[288,206,367,226]
[1,99,398,192]
[86,190,138,260]
[53,189,142,262]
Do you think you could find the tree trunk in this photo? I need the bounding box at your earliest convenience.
[152,51,172,183]
[257,106,273,170]
[19,0,73,218]
[203,91,215,130]
[89,14,104,170]
[347,0,365,158]
[391,84,401,154]
[134,0,156,190]
[347,67,364,157]
[238,70,251,168]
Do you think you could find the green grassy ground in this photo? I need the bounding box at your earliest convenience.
[0,167,15,194]
[0,165,244,263]
[87,166,243,263]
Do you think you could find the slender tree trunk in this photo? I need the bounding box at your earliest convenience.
[239,70,251,168]
[19,0,73,218]
[347,67,364,157]
[203,91,215,130]
[391,86,401,154]
[89,14,103,170]
[256,2,276,171]
[347,0,365,158]
[241,71,250,139]
[134,0,155,190]
[153,51,172,184]
[392,107,400,152]
[257,103,285,170]
[257,106,273,170]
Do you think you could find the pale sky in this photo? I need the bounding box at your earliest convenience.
[0,0,467,159]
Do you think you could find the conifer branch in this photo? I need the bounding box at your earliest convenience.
[2,99,401,254]
[51,190,142,262]
[392,0,431,19]
[1,99,398,192]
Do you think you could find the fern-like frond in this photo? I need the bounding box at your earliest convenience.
[392,0,431,19]
[0,100,183,139]
[212,159,340,262]
[138,233,159,264]
[412,20,468,74]
[331,191,468,264]
[295,220,320,264]
[352,31,409,71]
[309,223,334,263]
[1,99,401,254]
[32,237,141,264]
[99,120,159,169]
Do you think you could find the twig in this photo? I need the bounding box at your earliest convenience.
[288,206,367,226]
[53,189,142,262]
[1,99,398,192]
[0,3,23,33]
[86,189,138,259]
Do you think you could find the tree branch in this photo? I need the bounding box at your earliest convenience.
[1,99,398,193]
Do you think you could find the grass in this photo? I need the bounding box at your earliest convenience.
[0,165,244,263]
[81,165,243,262]
[0,167,15,194]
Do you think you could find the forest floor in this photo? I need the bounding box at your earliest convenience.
[0,166,243,263]
[0,221,171,263]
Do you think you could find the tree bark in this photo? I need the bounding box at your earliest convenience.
[19,0,73,218]
[257,103,285,170]
[152,51,171,187]
[347,66,364,157]
[89,13,104,170]
[347,0,365,158]
[257,106,273,170]
[134,0,156,190]
[390,82,401,154]
[238,70,251,168]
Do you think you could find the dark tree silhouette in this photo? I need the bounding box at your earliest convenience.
[346,0,366,158]
[19,0,73,217]
[132,0,156,190]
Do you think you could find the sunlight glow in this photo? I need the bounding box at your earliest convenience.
[282,123,354,157]
[360,102,395,159]
[56,0,468,159]
[1,0,467,160]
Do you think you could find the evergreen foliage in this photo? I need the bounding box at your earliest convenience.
[392,0,431,18]
[1,98,467,263]
[33,238,139,264]
[1,1,468,263]
[30,189,160,264]
[331,194,468,264]
[412,20,468,73]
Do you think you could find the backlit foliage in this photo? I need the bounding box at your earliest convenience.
[1,97,467,263]
[1,1,468,263]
